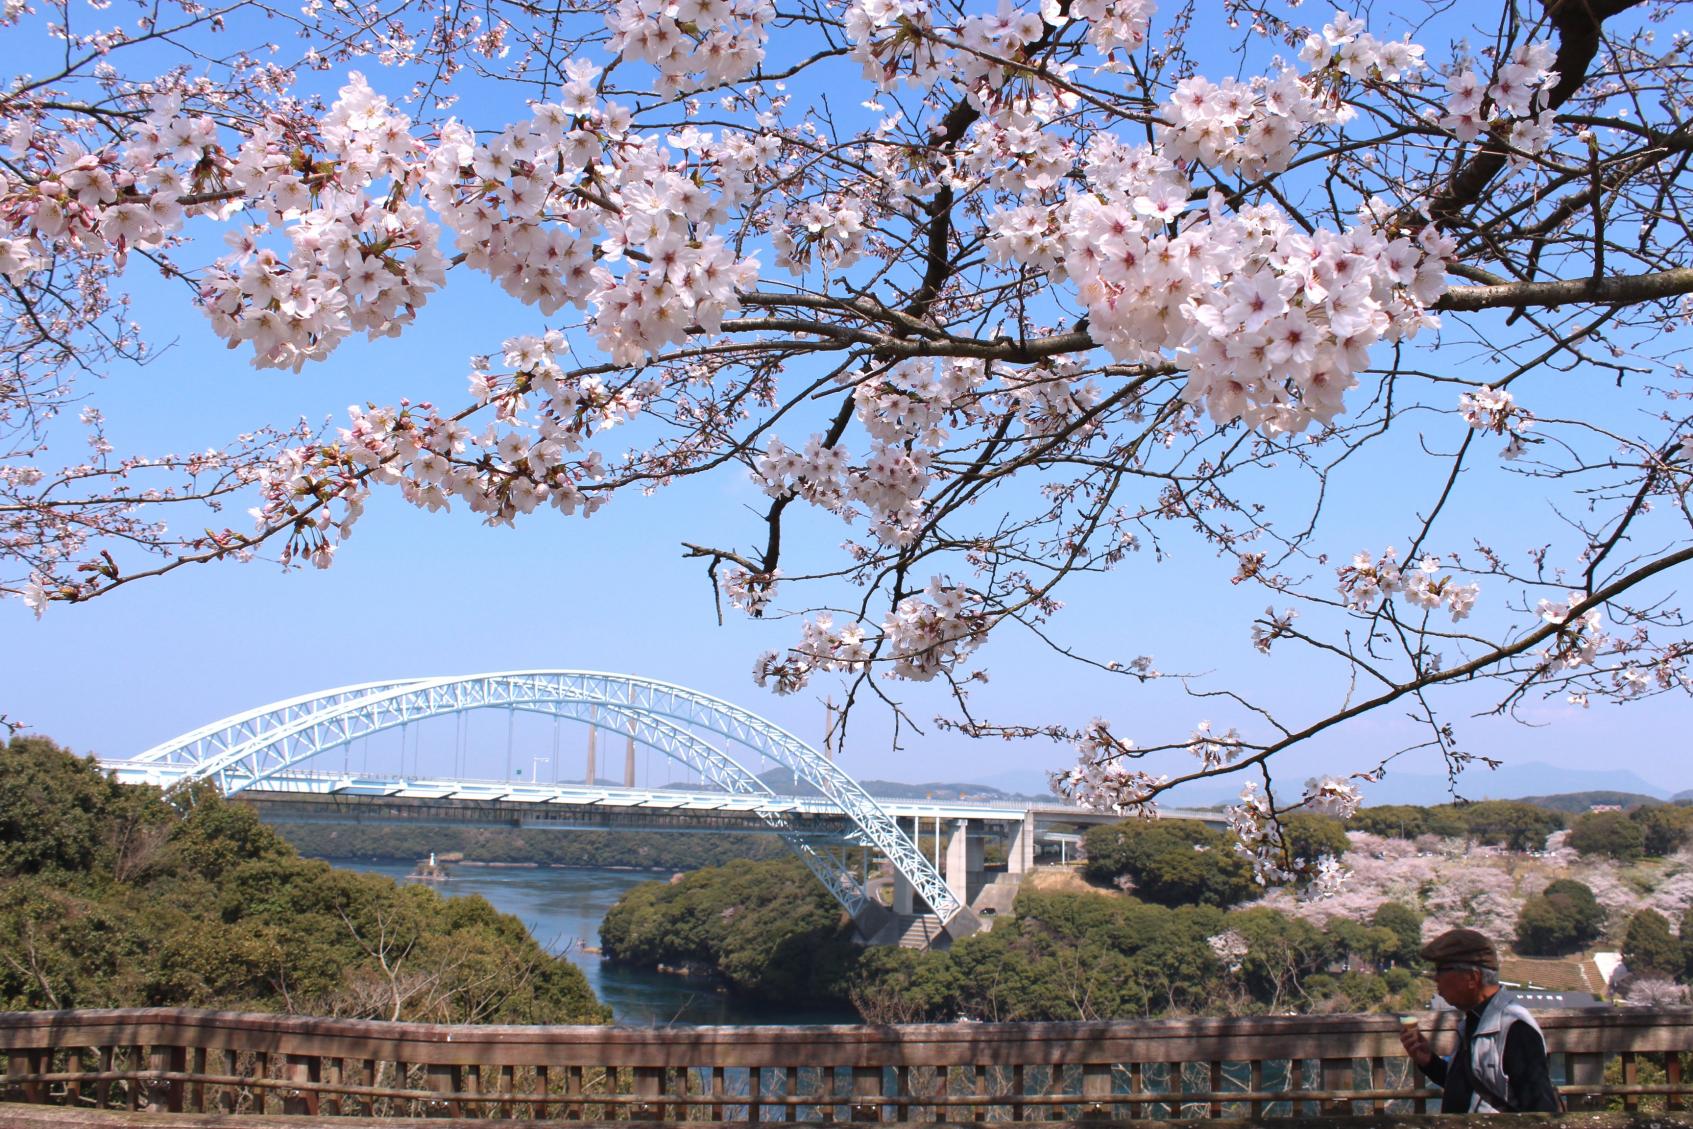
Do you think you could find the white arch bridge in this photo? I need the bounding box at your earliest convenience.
[102,671,1073,946]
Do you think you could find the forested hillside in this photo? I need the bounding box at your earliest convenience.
[598,856,1427,1020]
[605,795,1693,1020]
[270,821,786,870]
[0,736,609,1023]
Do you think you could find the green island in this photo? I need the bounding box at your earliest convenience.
[0,735,608,1023]
[267,820,786,872]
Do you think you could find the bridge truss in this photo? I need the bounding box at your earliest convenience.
[118,671,966,927]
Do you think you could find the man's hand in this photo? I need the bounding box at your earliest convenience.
[1399,1021,1434,1068]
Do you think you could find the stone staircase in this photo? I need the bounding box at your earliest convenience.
[864,912,952,950]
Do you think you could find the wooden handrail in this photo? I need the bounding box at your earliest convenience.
[4,1007,1691,1120]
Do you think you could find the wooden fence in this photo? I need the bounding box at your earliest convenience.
[3,1008,1691,1120]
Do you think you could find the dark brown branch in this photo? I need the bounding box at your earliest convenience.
[1428,0,1646,224]
[1434,267,1693,311]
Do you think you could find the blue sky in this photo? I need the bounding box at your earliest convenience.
[3,3,1689,804]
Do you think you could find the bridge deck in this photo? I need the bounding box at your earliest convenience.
[101,763,1224,826]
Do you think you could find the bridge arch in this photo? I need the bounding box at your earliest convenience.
[126,671,965,927]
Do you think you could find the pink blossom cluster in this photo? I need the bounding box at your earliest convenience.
[1188,720,1244,771]
[1297,11,1426,84]
[883,579,988,679]
[1438,42,1559,145]
[1250,606,1299,654]
[755,432,931,547]
[1206,929,1249,972]
[1536,591,1607,671]
[191,76,446,370]
[606,0,774,93]
[1,100,200,272]
[750,577,986,690]
[844,0,1145,93]
[247,329,646,555]
[1226,782,1347,893]
[720,566,779,615]
[755,361,995,549]
[1459,385,1534,458]
[961,93,1076,194]
[988,137,1454,434]
[1159,70,1332,179]
[844,0,949,88]
[1056,722,1165,816]
[1336,548,1480,621]
[953,2,1046,89]
[773,198,867,274]
[1265,831,1693,942]
[1053,0,1154,58]
[1301,776,1364,819]
[418,91,760,365]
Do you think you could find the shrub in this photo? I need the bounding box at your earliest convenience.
[1370,902,1425,966]
[1284,814,1349,861]
[1458,801,1564,851]
[1628,805,1693,857]
[1569,811,1647,860]
[1515,879,1606,956]
[1082,821,1258,907]
[1623,909,1682,979]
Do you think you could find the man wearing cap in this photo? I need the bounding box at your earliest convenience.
[1398,927,1562,1113]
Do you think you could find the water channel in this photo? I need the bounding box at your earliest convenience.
[334,861,859,1026]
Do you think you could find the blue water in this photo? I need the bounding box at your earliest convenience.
[333,861,858,1026]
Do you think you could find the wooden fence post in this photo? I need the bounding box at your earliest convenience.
[145,1045,185,1113]
[1321,1056,1353,1116]
[1567,1052,1606,1112]
[851,1064,882,1122]
[281,1053,318,1115]
[1082,1061,1113,1119]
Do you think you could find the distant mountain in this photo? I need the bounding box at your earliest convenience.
[680,760,1675,811]
[752,766,1046,802]
[970,768,1063,798]
[1357,763,1670,807]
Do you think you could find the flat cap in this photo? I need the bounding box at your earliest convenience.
[1420,927,1498,970]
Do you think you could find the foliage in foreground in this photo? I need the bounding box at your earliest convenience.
[598,856,863,1000]
[4,0,1693,884]
[601,855,1427,1020]
[0,736,609,1023]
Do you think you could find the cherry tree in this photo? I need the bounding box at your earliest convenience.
[3,0,1691,880]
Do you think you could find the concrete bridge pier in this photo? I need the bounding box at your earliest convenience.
[939,819,991,905]
[1007,811,1034,875]
[891,866,915,915]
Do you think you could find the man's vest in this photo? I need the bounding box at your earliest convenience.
[1451,987,1543,1112]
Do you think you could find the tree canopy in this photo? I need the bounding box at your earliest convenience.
[3,0,1692,876]
[1082,819,1259,907]
[0,736,609,1022]
[1623,908,1683,980]
[1569,810,1649,860]
[1514,877,1606,956]
[600,855,1430,1021]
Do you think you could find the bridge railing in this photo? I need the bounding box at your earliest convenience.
[3,1008,1690,1120]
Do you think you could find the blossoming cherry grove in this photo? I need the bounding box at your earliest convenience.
[3,0,1691,881]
